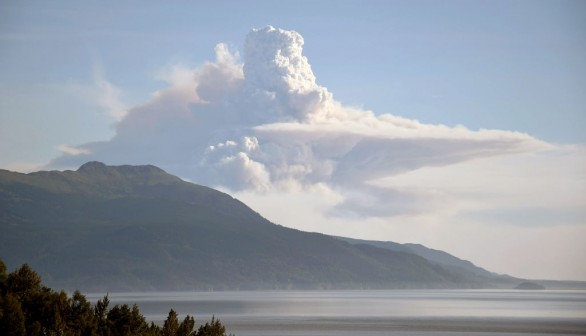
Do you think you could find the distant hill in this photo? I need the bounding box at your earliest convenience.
[515,281,545,290]
[1,162,520,291]
[335,237,518,287]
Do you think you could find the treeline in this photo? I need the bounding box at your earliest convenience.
[0,260,232,336]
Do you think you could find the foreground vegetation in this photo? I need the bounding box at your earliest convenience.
[0,260,232,336]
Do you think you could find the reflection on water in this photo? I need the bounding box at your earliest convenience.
[86,290,586,335]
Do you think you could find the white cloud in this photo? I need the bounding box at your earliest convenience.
[46,25,566,204]
[56,144,91,156]
[196,43,244,103]
[202,137,270,191]
[45,26,586,279]
[93,66,128,121]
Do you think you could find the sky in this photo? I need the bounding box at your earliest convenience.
[1,0,585,281]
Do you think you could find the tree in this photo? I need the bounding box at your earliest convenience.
[0,260,233,336]
[162,309,179,336]
[107,304,149,336]
[94,294,110,336]
[177,315,196,336]
[68,290,97,336]
[24,289,69,336]
[6,264,42,301]
[0,259,7,292]
[0,293,26,336]
[129,304,148,335]
[162,310,197,336]
[196,316,228,336]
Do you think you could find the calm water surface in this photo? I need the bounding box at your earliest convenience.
[86,290,586,336]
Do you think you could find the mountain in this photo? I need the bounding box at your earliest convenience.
[1,162,518,291]
[335,237,517,287]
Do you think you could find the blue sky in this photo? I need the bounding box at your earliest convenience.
[1,1,585,280]
[2,0,585,162]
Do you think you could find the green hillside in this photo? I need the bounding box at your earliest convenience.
[1,162,505,291]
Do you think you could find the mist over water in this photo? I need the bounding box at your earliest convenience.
[86,290,586,335]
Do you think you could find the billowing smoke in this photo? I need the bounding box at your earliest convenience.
[49,26,549,217]
[243,26,333,123]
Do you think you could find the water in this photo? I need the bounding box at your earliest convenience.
[85,290,586,335]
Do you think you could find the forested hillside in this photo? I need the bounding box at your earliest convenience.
[1,162,516,291]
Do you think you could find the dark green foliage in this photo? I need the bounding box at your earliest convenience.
[94,295,110,335]
[106,304,149,336]
[196,316,229,336]
[6,264,42,300]
[177,315,196,336]
[0,293,26,336]
[0,260,232,336]
[68,291,97,335]
[162,309,179,336]
[0,260,7,286]
[0,261,25,336]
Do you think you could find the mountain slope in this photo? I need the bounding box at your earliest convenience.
[1,162,509,291]
[335,236,518,287]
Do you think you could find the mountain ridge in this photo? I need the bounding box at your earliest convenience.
[334,236,517,287]
[1,162,522,291]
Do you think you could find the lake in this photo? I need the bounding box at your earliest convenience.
[86,290,586,335]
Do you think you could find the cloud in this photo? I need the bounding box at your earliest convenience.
[242,26,333,123]
[203,137,270,192]
[93,66,128,121]
[40,25,586,279]
[47,26,576,222]
[56,144,91,156]
[54,66,128,122]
